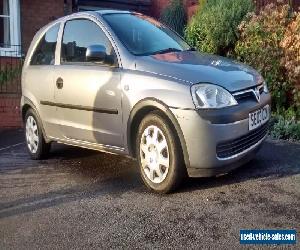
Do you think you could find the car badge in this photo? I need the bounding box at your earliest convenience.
[254,87,260,102]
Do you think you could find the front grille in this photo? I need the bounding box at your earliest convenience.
[234,91,255,102]
[233,84,264,103]
[216,122,269,159]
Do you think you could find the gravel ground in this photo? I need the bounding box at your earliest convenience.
[0,129,299,249]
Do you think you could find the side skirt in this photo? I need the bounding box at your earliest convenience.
[48,136,126,156]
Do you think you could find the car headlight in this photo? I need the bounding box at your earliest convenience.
[263,81,269,93]
[191,84,238,109]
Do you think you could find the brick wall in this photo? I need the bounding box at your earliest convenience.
[0,95,22,128]
[0,55,22,128]
[185,0,199,20]
[151,0,170,18]
[151,0,199,20]
[20,0,65,52]
[0,0,67,128]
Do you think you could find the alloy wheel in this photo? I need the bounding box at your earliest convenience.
[139,125,170,184]
[26,115,39,154]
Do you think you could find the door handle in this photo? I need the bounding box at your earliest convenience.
[56,77,64,89]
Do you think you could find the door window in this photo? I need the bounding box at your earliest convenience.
[61,19,116,66]
[30,23,60,65]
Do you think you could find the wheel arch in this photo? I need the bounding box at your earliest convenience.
[21,97,50,143]
[127,98,190,169]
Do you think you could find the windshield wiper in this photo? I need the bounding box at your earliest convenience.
[150,48,182,55]
[186,47,196,51]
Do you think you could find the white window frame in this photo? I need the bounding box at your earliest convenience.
[0,0,21,57]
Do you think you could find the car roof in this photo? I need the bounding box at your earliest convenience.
[58,9,134,22]
[43,9,133,29]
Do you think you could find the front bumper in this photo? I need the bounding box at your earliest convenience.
[170,96,271,177]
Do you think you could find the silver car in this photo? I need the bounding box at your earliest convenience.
[21,10,271,193]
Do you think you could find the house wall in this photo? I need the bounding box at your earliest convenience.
[77,0,151,14]
[0,95,22,127]
[0,54,23,128]
[151,0,170,18]
[151,0,199,19]
[20,0,66,52]
[0,0,71,128]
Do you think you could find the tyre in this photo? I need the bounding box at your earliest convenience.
[136,111,185,193]
[25,108,51,159]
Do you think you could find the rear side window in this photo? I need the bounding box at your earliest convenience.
[30,23,60,65]
[61,19,116,65]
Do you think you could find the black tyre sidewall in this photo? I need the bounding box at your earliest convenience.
[136,111,184,193]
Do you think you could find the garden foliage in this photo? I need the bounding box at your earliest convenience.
[160,0,187,36]
[234,3,300,118]
[185,0,254,55]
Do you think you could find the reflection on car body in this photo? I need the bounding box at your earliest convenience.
[21,10,271,193]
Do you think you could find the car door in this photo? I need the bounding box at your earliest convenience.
[53,18,124,148]
[24,23,62,139]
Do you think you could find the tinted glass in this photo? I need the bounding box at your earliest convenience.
[61,19,116,64]
[30,23,60,65]
[0,17,10,47]
[103,13,190,56]
[0,0,9,16]
[0,0,10,47]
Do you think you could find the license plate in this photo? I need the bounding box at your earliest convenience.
[249,105,270,131]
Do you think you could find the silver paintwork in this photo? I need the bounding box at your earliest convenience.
[21,10,271,177]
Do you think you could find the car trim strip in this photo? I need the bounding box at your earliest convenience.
[40,101,118,114]
[48,135,125,153]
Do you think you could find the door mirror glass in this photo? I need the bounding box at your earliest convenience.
[86,45,106,62]
[61,19,117,66]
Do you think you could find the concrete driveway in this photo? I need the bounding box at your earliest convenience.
[0,129,299,249]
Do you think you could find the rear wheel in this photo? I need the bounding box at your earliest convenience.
[25,109,51,159]
[136,111,185,193]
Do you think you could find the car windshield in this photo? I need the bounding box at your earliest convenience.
[102,13,190,56]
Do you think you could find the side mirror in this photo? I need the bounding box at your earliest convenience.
[86,45,107,62]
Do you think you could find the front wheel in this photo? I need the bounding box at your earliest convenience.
[136,111,185,193]
[25,109,51,159]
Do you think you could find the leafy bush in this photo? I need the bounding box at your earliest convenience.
[185,0,254,55]
[280,11,300,111]
[0,66,22,85]
[198,0,207,12]
[270,115,300,141]
[234,3,299,117]
[160,0,187,36]
[281,12,300,84]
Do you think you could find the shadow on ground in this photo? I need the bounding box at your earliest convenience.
[0,139,299,219]
[180,140,300,193]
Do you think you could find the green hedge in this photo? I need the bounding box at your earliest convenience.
[185,0,254,56]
